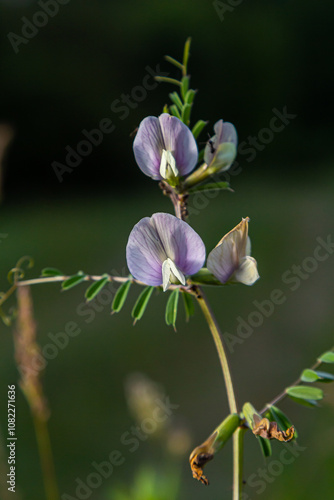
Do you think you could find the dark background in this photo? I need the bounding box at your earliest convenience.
[1,0,334,199]
[0,1,334,500]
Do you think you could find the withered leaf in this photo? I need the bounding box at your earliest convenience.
[252,415,295,442]
[189,449,214,485]
[189,432,216,486]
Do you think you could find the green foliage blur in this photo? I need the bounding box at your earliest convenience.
[0,1,334,500]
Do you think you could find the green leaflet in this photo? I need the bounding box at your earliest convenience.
[318,351,334,364]
[170,104,182,120]
[182,291,195,322]
[131,286,154,324]
[242,402,260,429]
[182,37,191,74]
[287,396,319,408]
[301,369,321,383]
[169,91,183,111]
[312,370,334,382]
[188,181,231,194]
[257,436,272,458]
[112,280,132,313]
[191,120,207,140]
[181,103,192,126]
[184,89,196,105]
[62,272,86,290]
[286,385,323,402]
[164,55,184,72]
[180,76,189,101]
[41,267,63,277]
[165,289,180,330]
[85,275,110,302]
[301,368,334,383]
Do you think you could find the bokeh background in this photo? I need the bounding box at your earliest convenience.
[1,0,334,499]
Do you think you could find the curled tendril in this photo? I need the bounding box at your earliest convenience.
[16,256,34,271]
[7,256,34,284]
[8,267,25,284]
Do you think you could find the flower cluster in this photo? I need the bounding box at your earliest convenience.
[127,114,259,291]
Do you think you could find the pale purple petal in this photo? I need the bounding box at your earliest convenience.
[126,217,166,286]
[207,238,238,283]
[133,117,165,180]
[207,218,249,284]
[159,114,198,177]
[126,213,206,286]
[150,213,206,275]
[204,119,238,166]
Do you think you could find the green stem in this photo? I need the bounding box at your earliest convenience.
[195,287,237,414]
[15,274,127,287]
[233,427,245,500]
[195,287,242,499]
[32,415,59,500]
[14,275,188,291]
[154,76,182,87]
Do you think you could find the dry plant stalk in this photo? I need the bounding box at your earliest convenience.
[14,286,49,421]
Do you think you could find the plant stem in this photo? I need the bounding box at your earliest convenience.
[32,414,59,500]
[195,287,237,414]
[15,275,128,287]
[233,427,245,500]
[195,287,242,499]
[14,275,189,291]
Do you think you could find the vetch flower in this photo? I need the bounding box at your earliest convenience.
[204,119,238,173]
[126,213,206,291]
[133,113,198,182]
[207,217,259,286]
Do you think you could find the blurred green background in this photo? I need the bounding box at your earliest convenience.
[1,1,334,499]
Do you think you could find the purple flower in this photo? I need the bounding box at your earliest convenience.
[204,119,238,172]
[207,217,259,286]
[133,114,198,181]
[126,213,206,291]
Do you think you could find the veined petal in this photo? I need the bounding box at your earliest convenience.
[133,116,165,180]
[150,213,206,276]
[222,217,249,261]
[207,218,251,284]
[234,256,259,285]
[159,114,198,177]
[126,217,167,286]
[207,240,237,284]
[126,213,206,288]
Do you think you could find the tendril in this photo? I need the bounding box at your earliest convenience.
[7,256,34,284]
